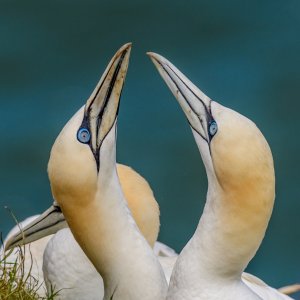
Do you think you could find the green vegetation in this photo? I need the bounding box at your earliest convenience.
[0,240,58,300]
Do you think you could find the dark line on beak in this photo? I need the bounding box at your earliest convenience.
[167,63,213,119]
[86,72,108,116]
[86,51,127,117]
[21,205,62,233]
[93,50,127,171]
[155,60,208,142]
[7,205,63,248]
[96,50,126,135]
[187,121,208,143]
[168,63,215,145]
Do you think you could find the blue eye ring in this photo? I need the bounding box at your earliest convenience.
[77,128,91,144]
[209,120,218,137]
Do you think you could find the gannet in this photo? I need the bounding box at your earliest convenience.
[3,164,176,299]
[148,52,292,300]
[5,43,168,300]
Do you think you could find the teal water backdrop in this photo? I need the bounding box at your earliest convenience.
[1,0,300,296]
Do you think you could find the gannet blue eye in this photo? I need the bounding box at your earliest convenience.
[209,121,218,137]
[77,128,91,144]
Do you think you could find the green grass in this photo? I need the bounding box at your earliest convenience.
[0,236,59,300]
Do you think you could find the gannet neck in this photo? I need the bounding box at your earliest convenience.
[191,115,275,270]
[167,174,273,299]
[167,109,275,299]
[58,124,167,300]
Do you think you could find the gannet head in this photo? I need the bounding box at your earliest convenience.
[148,53,275,202]
[48,43,131,213]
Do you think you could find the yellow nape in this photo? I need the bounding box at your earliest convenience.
[212,104,275,202]
[208,103,275,271]
[117,164,160,248]
[212,103,275,220]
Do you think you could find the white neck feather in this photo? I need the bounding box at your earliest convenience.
[167,172,273,300]
[65,125,167,300]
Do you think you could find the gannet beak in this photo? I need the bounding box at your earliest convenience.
[147,52,214,143]
[4,203,66,251]
[81,43,132,170]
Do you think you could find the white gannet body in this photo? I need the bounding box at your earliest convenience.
[149,53,292,300]
[42,229,176,300]
[5,44,168,300]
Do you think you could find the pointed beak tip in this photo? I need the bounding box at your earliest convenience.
[3,238,14,252]
[146,52,158,61]
[147,52,163,71]
[3,244,8,252]
[124,42,132,48]
[120,42,132,54]
[113,43,132,63]
[146,52,169,70]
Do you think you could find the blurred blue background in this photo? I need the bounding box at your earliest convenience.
[0,0,300,297]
